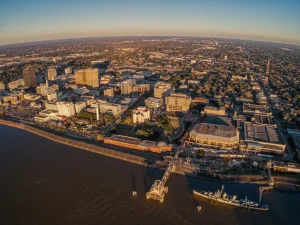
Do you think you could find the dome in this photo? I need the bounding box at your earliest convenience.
[157,141,167,147]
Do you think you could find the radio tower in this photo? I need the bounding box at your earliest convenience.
[264,58,270,86]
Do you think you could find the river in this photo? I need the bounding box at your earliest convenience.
[0,124,299,225]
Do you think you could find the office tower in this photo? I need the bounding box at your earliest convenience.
[23,65,37,87]
[121,79,136,95]
[45,67,57,80]
[165,93,192,113]
[75,68,99,87]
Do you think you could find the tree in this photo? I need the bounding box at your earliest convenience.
[197,150,205,157]
[104,114,114,124]
[136,128,154,138]
[96,131,104,140]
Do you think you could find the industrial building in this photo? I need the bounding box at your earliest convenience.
[240,122,286,154]
[104,135,172,153]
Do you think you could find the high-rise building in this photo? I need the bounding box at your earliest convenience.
[166,93,192,113]
[132,84,150,94]
[23,65,37,87]
[104,87,114,97]
[45,68,57,80]
[154,82,174,99]
[57,101,75,117]
[121,79,136,95]
[75,68,99,87]
[132,106,151,124]
[65,67,72,74]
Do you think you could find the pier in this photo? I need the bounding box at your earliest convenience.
[146,134,187,202]
[259,161,274,204]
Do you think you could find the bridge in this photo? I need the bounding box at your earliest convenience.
[146,134,187,202]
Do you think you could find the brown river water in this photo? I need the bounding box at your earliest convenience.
[0,124,299,225]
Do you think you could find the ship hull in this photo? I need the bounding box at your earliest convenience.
[193,190,269,211]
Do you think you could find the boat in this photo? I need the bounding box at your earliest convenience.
[193,185,269,211]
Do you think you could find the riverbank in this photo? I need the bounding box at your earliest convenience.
[1,118,300,189]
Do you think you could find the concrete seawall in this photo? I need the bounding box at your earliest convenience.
[0,119,146,166]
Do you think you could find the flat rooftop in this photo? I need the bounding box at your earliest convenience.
[244,122,284,144]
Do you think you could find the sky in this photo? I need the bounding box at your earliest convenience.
[0,0,300,45]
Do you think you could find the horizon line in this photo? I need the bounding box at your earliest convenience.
[0,35,299,48]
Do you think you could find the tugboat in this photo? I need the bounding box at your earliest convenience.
[193,185,269,211]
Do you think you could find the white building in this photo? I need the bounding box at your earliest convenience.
[36,81,59,96]
[45,102,58,111]
[57,101,75,117]
[91,100,122,117]
[145,97,163,109]
[75,101,87,113]
[132,106,151,124]
[47,92,57,101]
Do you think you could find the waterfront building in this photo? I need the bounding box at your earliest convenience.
[104,135,172,153]
[75,68,99,87]
[132,84,150,94]
[153,82,174,99]
[239,122,286,154]
[121,79,136,95]
[23,65,37,87]
[165,93,191,113]
[132,106,150,124]
[104,87,114,97]
[45,67,57,80]
[75,101,87,113]
[189,115,239,149]
[57,101,75,117]
[145,97,163,109]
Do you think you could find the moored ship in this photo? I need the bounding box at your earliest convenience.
[193,185,269,211]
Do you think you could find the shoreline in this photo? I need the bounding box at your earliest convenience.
[1,118,299,190]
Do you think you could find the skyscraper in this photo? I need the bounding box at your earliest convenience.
[75,68,99,87]
[23,65,37,87]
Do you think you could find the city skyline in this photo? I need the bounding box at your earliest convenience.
[1,0,300,45]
